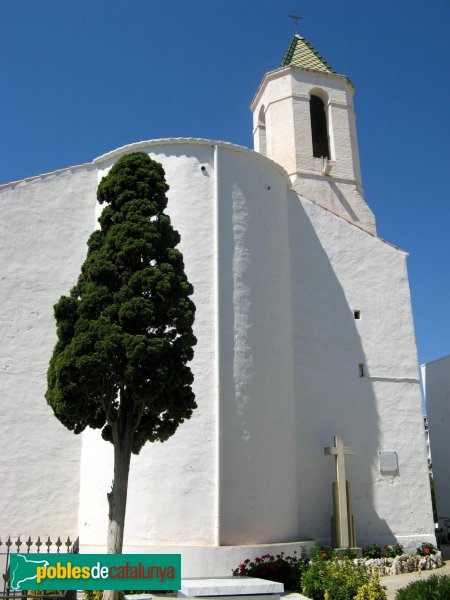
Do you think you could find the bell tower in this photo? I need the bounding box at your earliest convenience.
[251,34,376,233]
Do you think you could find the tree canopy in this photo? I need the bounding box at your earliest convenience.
[46,152,197,454]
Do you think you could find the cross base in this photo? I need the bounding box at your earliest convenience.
[331,480,357,548]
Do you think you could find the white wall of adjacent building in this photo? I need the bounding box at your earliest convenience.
[422,355,450,532]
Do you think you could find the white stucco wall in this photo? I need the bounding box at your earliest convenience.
[0,166,97,538]
[423,355,450,526]
[216,148,298,544]
[79,141,302,547]
[78,140,220,546]
[0,138,434,562]
[287,195,434,550]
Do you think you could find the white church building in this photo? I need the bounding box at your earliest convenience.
[0,34,435,573]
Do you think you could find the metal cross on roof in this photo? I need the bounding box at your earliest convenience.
[288,10,302,33]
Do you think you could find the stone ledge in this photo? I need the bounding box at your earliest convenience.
[178,577,284,598]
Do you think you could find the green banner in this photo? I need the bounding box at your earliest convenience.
[10,554,181,591]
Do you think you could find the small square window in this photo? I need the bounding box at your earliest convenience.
[354,310,361,320]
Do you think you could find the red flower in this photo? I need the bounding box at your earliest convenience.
[321,552,327,558]
[424,547,430,554]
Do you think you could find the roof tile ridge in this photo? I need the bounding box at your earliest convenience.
[300,36,336,73]
[280,35,299,67]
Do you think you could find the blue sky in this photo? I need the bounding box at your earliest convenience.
[1,0,449,368]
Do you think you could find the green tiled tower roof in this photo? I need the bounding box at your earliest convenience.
[281,34,336,73]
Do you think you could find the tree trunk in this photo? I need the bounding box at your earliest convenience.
[103,422,133,600]
[107,427,132,553]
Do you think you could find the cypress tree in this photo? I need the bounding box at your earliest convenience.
[46,152,197,554]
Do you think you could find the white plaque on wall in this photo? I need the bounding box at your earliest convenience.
[379,451,398,473]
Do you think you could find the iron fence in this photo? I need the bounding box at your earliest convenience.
[0,536,79,600]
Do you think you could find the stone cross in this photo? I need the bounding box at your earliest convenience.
[324,435,354,548]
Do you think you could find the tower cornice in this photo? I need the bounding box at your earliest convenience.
[250,65,354,112]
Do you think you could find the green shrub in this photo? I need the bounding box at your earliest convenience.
[354,572,387,600]
[83,591,103,600]
[362,545,383,559]
[383,543,404,558]
[310,544,336,561]
[232,550,308,592]
[395,574,450,599]
[300,557,327,600]
[298,543,337,599]
[322,560,369,600]
[302,556,387,600]
[416,542,437,556]
[302,558,371,600]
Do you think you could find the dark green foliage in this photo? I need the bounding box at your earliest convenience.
[46,152,197,454]
[310,543,336,561]
[362,544,383,559]
[83,592,103,600]
[395,574,450,599]
[83,590,103,600]
[300,557,326,600]
[232,550,309,593]
[416,542,438,556]
[232,543,388,599]
[383,543,404,558]
[300,543,387,600]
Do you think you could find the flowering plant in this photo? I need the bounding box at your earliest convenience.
[232,550,308,592]
[383,543,404,558]
[362,544,383,559]
[416,542,437,556]
[311,544,335,561]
